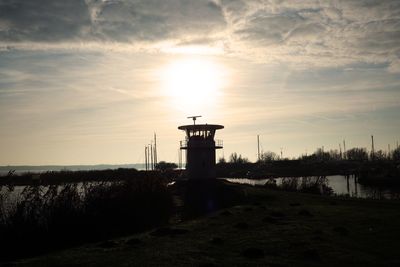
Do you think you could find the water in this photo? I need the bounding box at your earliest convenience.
[0,181,114,214]
[224,175,400,200]
[0,164,147,176]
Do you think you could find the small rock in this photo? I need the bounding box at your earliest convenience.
[313,229,324,235]
[268,263,287,267]
[332,226,349,236]
[241,248,265,259]
[125,238,143,246]
[198,263,217,267]
[262,216,279,224]
[0,262,17,267]
[169,228,189,236]
[209,237,224,245]
[234,222,249,229]
[244,207,253,212]
[150,227,172,237]
[270,211,285,217]
[289,241,308,248]
[312,235,325,242]
[301,248,321,261]
[298,209,313,217]
[98,240,119,248]
[150,227,189,237]
[220,210,233,216]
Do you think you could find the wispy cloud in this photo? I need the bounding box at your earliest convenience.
[1,0,399,71]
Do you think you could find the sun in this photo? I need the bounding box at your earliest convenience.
[161,57,225,111]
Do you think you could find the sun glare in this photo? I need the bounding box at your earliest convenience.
[161,57,226,111]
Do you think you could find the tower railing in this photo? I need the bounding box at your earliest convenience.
[180,139,223,149]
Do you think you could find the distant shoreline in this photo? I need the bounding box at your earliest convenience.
[0,164,146,174]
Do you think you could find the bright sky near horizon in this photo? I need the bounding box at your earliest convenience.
[1,0,400,165]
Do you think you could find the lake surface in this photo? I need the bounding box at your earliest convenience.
[0,164,147,176]
[0,181,113,213]
[224,175,400,200]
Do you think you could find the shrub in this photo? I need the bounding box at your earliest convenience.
[0,176,173,260]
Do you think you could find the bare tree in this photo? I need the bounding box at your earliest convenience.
[258,151,278,163]
[229,153,249,164]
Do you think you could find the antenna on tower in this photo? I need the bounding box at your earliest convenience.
[187,115,202,125]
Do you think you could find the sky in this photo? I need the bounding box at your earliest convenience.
[0,0,400,165]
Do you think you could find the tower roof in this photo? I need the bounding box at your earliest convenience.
[178,124,224,131]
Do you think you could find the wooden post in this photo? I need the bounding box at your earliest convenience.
[354,175,358,196]
[147,145,151,171]
[154,133,157,168]
[178,148,181,169]
[371,135,375,160]
[257,135,260,162]
[145,146,148,171]
[343,140,346,159]
[150,143,153,170]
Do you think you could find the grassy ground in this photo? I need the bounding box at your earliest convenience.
[9,183,400,267]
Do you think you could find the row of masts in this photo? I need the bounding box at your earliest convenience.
[144,133,185,170]
[144,133,157,171]
[143,132,398,168]
[370,135,399,160]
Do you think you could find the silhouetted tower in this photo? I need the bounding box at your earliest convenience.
[178,116,224,179]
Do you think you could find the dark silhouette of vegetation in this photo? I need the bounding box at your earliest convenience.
[155,161,178,172]
[258,151,279,163]
[218,157,226,164]
[0,176,173,261]
[270,176,334,195]
[345,147,368,161]
[0,168,180,186]
[217,146,400,187]
[1,168,142,185]
[15,183,400,267]
[229,152,249,164]
[392,147,400,161]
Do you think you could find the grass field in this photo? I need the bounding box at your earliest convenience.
[10,182,400,267]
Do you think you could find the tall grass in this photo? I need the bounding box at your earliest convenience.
[265,176,334,195]
[0,176,173,260]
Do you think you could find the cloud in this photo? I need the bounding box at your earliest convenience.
[0,0,226,43]
[220,0,400,68]
[387,58,400,73]
[0,0,91,42]
[0,0,400,69]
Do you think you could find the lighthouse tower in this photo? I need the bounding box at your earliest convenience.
[178,116,224,179]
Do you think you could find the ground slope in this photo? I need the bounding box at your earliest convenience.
[13,185,400,267]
